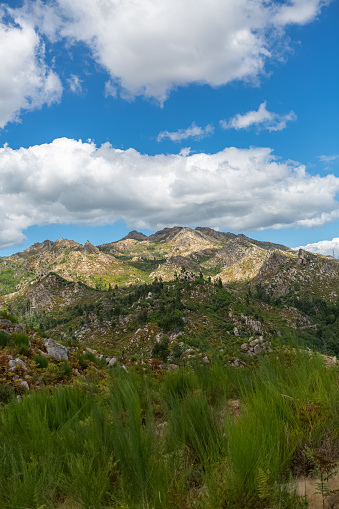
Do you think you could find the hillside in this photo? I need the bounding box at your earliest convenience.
[0,227,338,357]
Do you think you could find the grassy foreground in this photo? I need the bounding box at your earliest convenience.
[0,350,338,508]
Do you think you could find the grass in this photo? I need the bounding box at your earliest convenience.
[0,330,30,355]
[0,349,338,508]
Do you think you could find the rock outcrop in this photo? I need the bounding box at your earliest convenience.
[43,338,69,361]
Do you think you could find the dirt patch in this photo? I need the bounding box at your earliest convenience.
[296,474,339,509]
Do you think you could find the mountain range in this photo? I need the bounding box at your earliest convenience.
[0,226,294,293]
[0,226,338,356]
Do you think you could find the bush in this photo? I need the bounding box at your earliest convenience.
[12,332,30,356]
[171,343,183,360]
[33,355,49,369]
[41,363,62,385]
[77,354,88,370]
[60,360,72,377]
[152,335,170,363]
[0,331,30,355]
[0,330,10,348]
[0,309,18,323]
[0,384,15,404]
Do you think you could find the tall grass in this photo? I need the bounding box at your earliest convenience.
[0,349,337,507]
[223,350,339,507]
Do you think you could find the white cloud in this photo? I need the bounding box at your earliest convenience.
[0,137,339,250]
[15,0,329,103]
[158,123,214,142]
[179,147,192,157]
[0,7,62,129]
[104,80,118,98]
[273,0,330,26]
[220,102,297,132]
[295,237,339,257]
[318,154,339,163]
[67,74,82,94]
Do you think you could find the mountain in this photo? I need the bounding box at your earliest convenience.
[0,226,338,359]
[97,226,294,284]
[0,237,145,295]
[0,225,335,299]
[252,247,339,301]
[1,226,293,296]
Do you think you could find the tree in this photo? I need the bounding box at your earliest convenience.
[152,335,170,363]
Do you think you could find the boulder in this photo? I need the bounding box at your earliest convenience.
[43,338,69,361]
[9,358,27,371]
[0,319,13,326]
[8,360,16,370]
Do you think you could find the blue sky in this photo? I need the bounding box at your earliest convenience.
[0,0,338,256]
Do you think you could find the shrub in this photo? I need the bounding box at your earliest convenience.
[0,330,10,348]
[34,355,49,369]
[0,309,18,323]
[0,384,15,404]
[77,354,88,370]
[152,335,170,363]
[12,332,30,356]
[60,360,72,377]
[171,343,183,360]
[41,363,62,385]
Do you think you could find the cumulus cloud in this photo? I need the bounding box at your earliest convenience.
[0,137,339,250]
[157,123,214,142]
[0,7,62,129]
[295,237,339,257]
[14,0,329,103]
[220,102,297,132]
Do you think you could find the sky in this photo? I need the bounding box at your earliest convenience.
[0,0,338,257]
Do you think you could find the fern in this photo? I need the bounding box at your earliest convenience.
[305,447,339,507]
[258,468,270,500]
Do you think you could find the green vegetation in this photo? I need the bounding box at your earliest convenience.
[0,308,18,323]
[33,354,49,369]
[0,266,20,295]
[0,351,337,507]
[151,334,170,362]
[0,330,30,355]
[255,285,339,355]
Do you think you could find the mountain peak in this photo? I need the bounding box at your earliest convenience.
[148,226,184,242]
[195,227,237,241]
[121,230,148,241]
[77,241,99,255]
